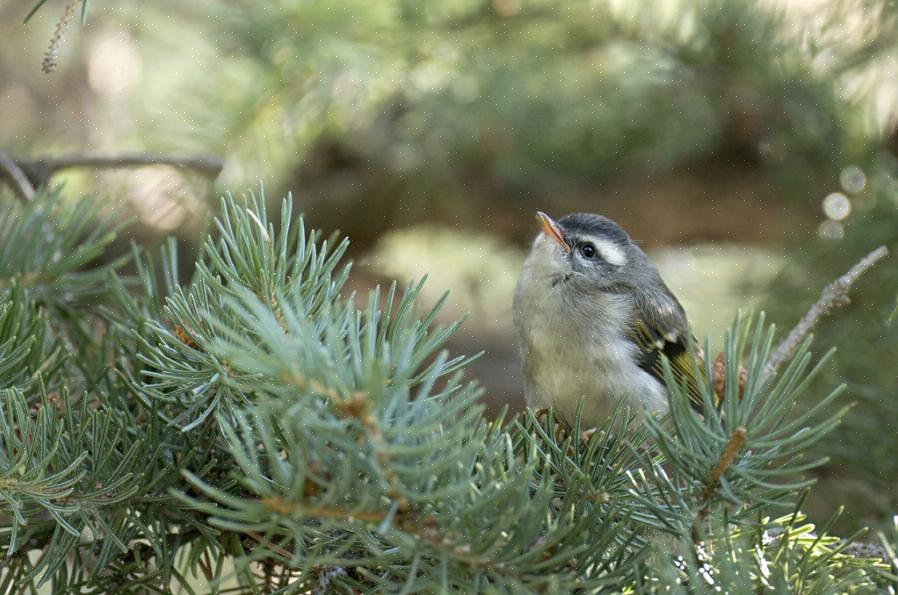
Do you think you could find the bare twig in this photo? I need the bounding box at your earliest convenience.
[13,152,224,188]
[0,152,224,198]
[761,245,890,384]
[0,151,36,202]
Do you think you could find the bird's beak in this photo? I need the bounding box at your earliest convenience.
[536,211,570,253]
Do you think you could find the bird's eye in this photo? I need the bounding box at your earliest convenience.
[579,243,598,259]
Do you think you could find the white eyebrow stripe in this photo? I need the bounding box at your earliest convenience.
[582,235,627,266]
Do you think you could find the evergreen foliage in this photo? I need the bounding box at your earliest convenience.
[0,187,892,592]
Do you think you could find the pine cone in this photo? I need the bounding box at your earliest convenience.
[712,351,747,401]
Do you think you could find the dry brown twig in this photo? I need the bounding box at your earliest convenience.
[0,152,224,203]
[760,245,890,385]
[14,152,224,186]
[702,245,888,400]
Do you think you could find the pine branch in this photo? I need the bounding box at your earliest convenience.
[762,245,889,383]
[630,312,849,549]
[2,152,223,192]
[0,190,126,308]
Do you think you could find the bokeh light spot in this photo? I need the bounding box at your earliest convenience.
[88,31,141,97]
[840,165,866,194]
[822,192,851,221]
[818,220,845,240]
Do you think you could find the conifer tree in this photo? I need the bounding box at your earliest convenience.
[0,187,893,592]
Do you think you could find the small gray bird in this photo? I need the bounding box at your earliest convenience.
[513,211,700,428]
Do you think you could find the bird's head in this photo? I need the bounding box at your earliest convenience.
[527,211,648,293]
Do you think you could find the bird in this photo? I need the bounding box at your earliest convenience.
[513,211,701,429]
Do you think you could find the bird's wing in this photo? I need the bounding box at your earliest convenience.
[625,291,705,413]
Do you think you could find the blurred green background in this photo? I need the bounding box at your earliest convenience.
[2,0,898,534]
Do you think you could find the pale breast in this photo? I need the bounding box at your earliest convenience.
[514,263,667,428]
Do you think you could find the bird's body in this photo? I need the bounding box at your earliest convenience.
[514,279,666,426]
[514,212,695,427]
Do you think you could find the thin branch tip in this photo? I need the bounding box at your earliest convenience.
[761,245,889,383]
[0,151,224,198]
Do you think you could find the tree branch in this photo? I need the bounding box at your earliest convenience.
[0,151,36,203]
[5,152,224,190]
[761,245,890,384]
